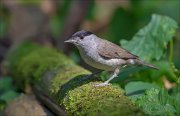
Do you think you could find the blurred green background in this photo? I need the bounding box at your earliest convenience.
[0,0,180,92]
[2,0,179,67]
[0,0,180,86]
[0,0,180,115]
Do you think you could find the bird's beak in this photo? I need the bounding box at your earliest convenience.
[64,39,72,43]
[64,38,75,43]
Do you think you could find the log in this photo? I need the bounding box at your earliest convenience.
[5,42,144,115]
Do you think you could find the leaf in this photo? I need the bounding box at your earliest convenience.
[120,14,178,61]
[0,90,19,102]
[0,77,20,103]
[113,66,148,83]
[135,88,177,115]
[125,81,156,100]
[0,77,13,92]
[174,93,180,115]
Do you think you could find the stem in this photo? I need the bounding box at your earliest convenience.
[168,40,178,82]
[169,39,173,63]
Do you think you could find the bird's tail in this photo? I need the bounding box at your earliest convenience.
[134,59,159,70]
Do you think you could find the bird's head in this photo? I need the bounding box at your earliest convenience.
[64,30,96,47]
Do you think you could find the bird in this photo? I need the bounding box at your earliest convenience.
[65,30,158,86]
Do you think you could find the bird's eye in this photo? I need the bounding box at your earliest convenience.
[80,36,84,39]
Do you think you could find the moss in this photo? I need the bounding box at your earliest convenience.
[7,42,77,88]
[63,82,145,116]
[50,65,91,94]
[17,47,76,83]
[6,42,40,76]
[6,42,41,88]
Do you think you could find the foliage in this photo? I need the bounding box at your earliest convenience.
[107,14,178,88]
[114,60,177,86]
[125,81,156,100]
[135,87,179,115]
[119,13,180,115]
[0,77,19,113]
[105,13,180,115]
[124,80,180,115]
[120,14,178,61]
[124,63,180,115]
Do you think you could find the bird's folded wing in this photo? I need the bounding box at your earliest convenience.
[97,39,138,60]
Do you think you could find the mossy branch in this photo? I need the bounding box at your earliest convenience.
[6,42,144,115]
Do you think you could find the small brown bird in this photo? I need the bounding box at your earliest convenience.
[65,30,158,86]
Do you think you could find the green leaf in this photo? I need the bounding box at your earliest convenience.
[174,93,180,115]
[0,77,13,92]
[120,14,178,61]
[0,90,19,102]
[135,88,177,115]
[125,81,156,100]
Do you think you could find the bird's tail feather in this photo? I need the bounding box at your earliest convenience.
[134,59,159,70]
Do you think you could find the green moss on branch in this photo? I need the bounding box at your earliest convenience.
[63,82,144,116]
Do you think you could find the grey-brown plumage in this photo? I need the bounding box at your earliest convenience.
[65,30,158,86]
[97,39,138,59]
[97,39,158,70]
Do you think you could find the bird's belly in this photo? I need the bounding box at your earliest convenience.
[84,57,114,71]
[79,50,125,71]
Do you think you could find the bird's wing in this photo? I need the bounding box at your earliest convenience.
[97,39,138,60]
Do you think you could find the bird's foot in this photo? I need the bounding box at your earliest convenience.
[94,82,110,87]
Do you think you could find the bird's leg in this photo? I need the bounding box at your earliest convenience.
[95,68,120,86]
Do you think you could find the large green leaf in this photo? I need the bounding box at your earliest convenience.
[135,88,178,115]
[120,14,178,61]
[125,81,156,100]
[125,81,155,95]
